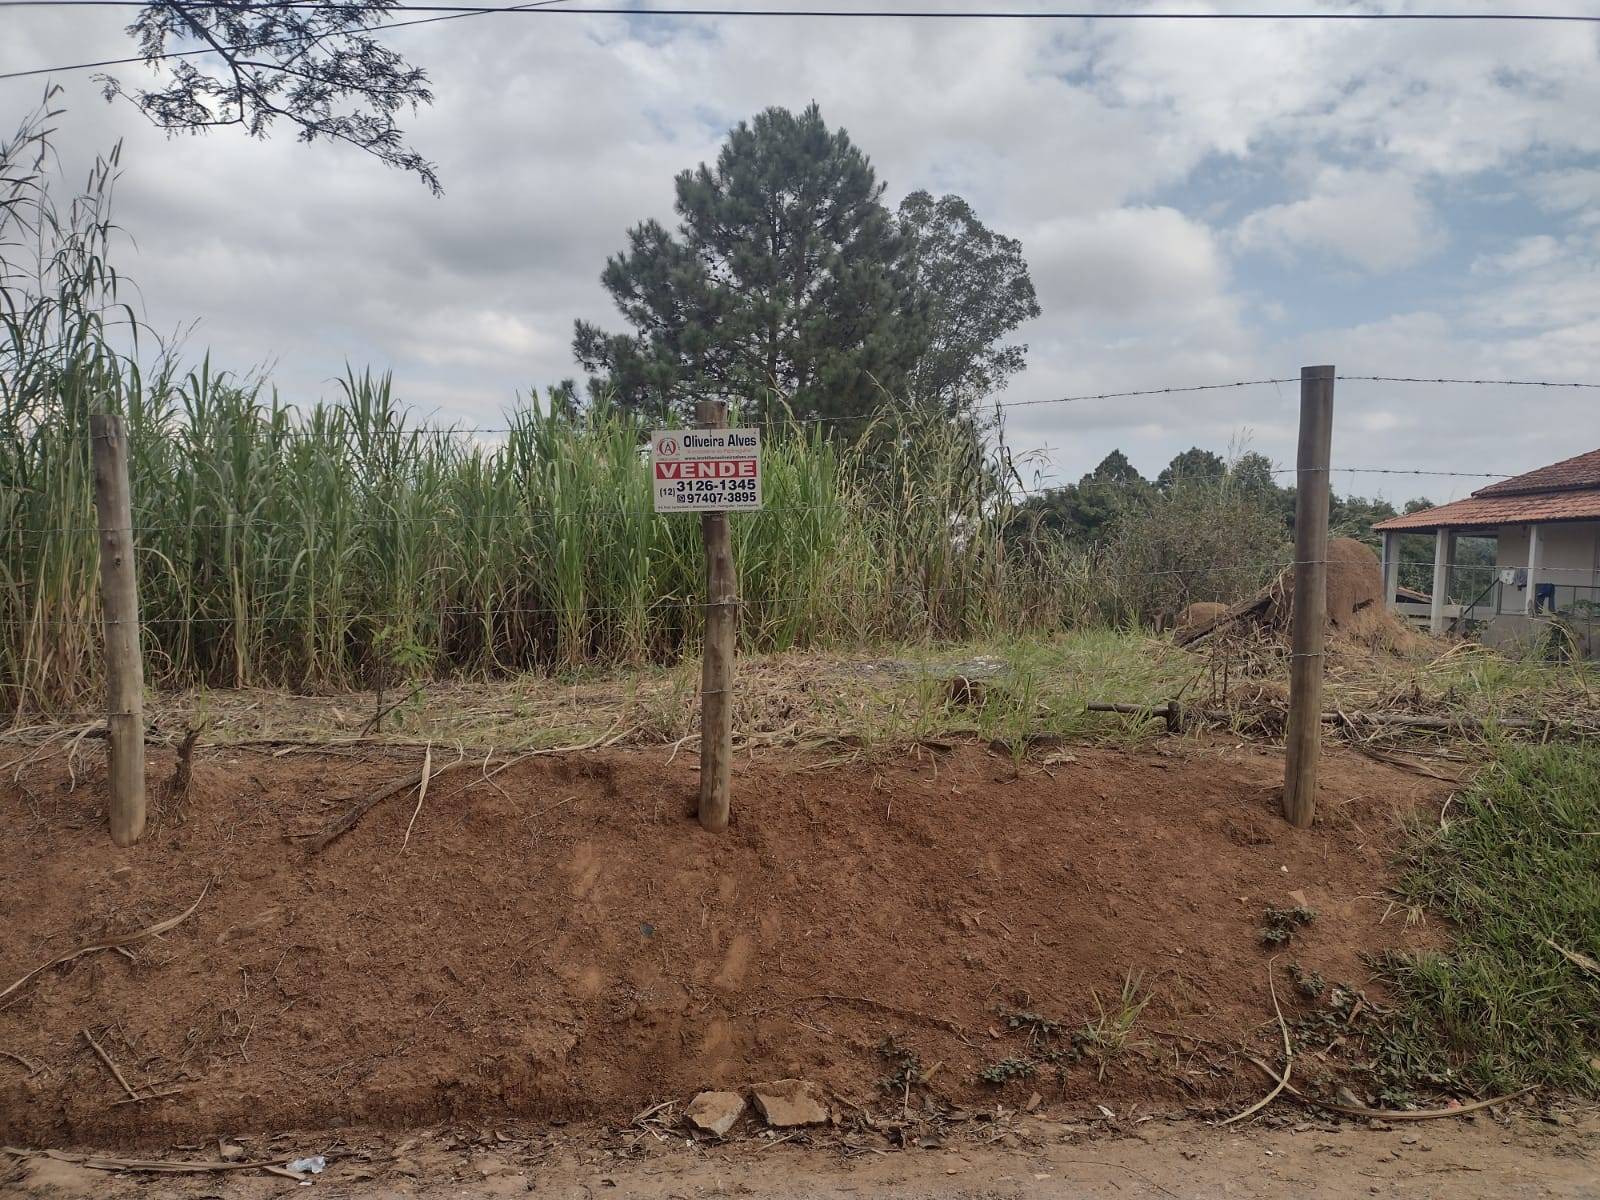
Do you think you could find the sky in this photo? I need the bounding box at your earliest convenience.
[3,1,1599,504]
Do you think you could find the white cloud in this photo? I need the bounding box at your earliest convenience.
[1471,235,1562,276]
[1235,168,1440,272]
[1025,206,1230,319]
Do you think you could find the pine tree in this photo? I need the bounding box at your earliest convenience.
[574,104,908,426]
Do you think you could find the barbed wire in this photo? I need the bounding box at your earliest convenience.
[6,460,1561,538]
[1391,561,1597,575]
[6,558,1595,634]
[1337,375,1600,390]
[0,560,1326,630]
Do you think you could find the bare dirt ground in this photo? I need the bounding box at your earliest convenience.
[4,735,1453,1146]
[7,1111,1597,1198]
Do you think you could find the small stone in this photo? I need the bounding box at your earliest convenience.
[751,1079,829,1128]
[1336,1086,1364,1109]
[217,1141,244,1162]
[1025,1092,1042,1113]
[1400,1134,1419,1145]
[685,1090,746,1137]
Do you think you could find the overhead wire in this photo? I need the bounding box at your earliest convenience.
[5,3,1600,83]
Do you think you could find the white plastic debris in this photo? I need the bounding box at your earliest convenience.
[286,1155,326,1175]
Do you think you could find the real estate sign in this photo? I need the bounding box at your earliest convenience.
[651,428,763,513]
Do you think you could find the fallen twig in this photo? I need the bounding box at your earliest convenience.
[360,685,423,736]
[3,1147,299,1176]
[0,1050,43,1077]
[301,758,472,856]
[1220,963,1293,1126]
[1,886,209,1006]
[111,1085,185,1105]
[80,1028,141,1102]
[1547,938,1600,976]
[1245,1058,1536,1120]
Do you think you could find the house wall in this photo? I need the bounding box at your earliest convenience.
[1486,520,1600,659]
[1494,521,1600,590]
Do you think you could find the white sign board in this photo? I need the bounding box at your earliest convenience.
[651,428,763,513]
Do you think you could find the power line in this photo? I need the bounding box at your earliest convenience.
[0,0,574,83]
[5,4,1600,84]
[6,1,1600,14]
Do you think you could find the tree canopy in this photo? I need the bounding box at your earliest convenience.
[896,190,1040,417]
[1011,445,1414,553]
[574,104,1038,428]
[106,3,439,192]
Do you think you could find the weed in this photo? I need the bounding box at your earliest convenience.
[876,1036,924,1095]
[978,1056,1037,1086]
[981,1006,1087,1088]
[1288,963,1326,1000]
[1080,971,1152,1081]
[1290,979,1459,1103]
[1259,905,1317,947]
[998,1008,1064,1045]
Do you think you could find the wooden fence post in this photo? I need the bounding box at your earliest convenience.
[90,413,146,846]
[1283,365,1334,829]
[697,399,735,832]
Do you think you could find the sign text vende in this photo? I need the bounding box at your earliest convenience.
[654,459,758,481]
[651,427,763,513]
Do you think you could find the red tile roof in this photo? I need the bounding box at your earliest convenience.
[1475,447,1600,497]
[1374,445,1600,531]
[1373,488,1600,531]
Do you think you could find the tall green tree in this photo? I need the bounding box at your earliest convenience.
[1156,446,1227,492]
[574,104,907,425]
[896,191,1040,417]
[1009,450,1154,546]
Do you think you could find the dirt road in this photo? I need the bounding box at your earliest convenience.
[8,1113,1596,1199]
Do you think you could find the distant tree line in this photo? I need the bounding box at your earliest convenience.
[1012,447,1494,601]
[1012,447,1409,550]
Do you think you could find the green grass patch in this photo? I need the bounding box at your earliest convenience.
[1385,743,1600,1096]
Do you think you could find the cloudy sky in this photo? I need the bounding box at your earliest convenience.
[4,1,1599,502]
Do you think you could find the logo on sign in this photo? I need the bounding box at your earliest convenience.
[657,436,678,456]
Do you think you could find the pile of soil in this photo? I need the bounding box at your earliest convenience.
[1273,537,1388,630]
[1179,538,1422,650]
[0,739,1448,1145]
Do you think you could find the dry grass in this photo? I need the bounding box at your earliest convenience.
[6,623,1591,779]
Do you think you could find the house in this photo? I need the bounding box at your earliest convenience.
[1373,447,1600,656]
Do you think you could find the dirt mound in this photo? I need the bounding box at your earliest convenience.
[1178,538,1421,650]
[0,741,1446,1145]
[1176,601,1229,635]
[1276,537,1384,627]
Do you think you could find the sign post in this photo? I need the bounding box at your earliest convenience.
[652,405,762,831]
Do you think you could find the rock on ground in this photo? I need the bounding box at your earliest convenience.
[751,1079,829,1128]
[685,1091,746,1137]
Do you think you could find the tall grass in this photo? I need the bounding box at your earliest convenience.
[0,103,1111,715]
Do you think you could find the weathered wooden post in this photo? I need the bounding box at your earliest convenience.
[90,413,146,846]
[1282,365,1334,829]
[695,399,735,832]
